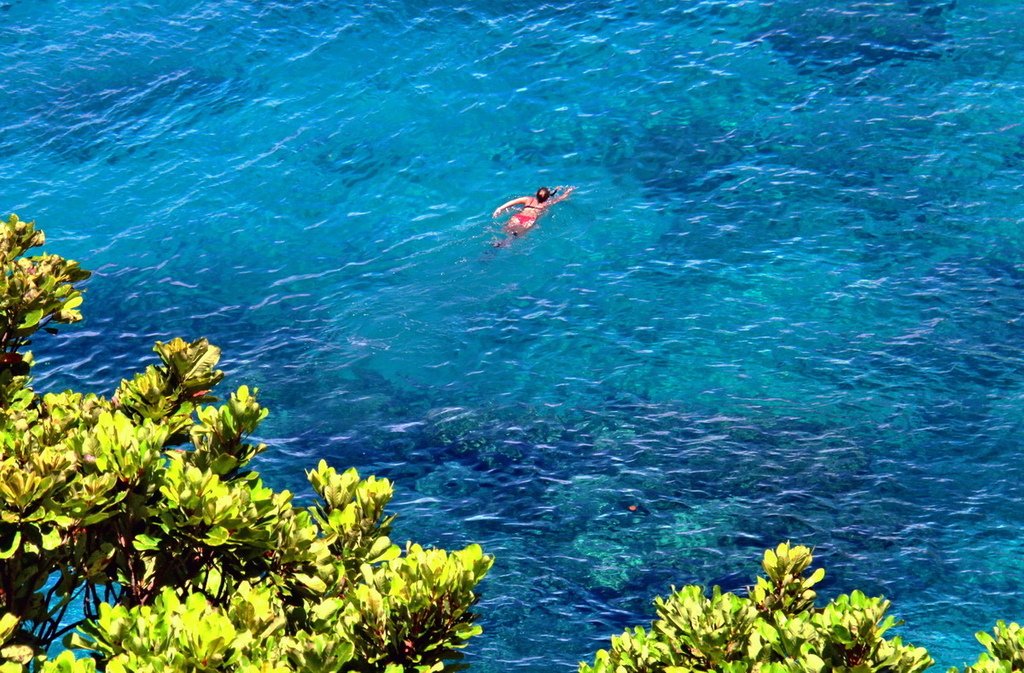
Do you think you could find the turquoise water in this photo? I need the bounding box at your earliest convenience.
[5,0,1024,669]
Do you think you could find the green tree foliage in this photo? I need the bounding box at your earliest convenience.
[0,215,492,672]
[579,543,934,673]
[579,545,1024,673]
[955,622,1024,673]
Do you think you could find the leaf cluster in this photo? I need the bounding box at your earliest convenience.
[579,543,933,673]
[0,217,493,672]
[953,621,1024,673]
[0,215,89,401]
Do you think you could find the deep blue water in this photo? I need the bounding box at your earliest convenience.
[4,0,1024,670]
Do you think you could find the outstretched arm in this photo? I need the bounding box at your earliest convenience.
[493,197,530,218]
[549,186,576,205]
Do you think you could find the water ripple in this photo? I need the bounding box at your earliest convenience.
[8,0,1024,670]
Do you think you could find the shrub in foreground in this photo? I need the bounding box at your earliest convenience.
[580,543,1024,673]
[0,214,492,672]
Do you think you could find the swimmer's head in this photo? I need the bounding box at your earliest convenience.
[536,187,551,202]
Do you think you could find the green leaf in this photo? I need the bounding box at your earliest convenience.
[0,613,19,644]
[295,573,327,593]
[19,308,43,329]
[133,534,161,552]
[0,644,34,664]
[805,567,825,588]
[0,532,21,559]
[41,527,63,551]
[205,526,230,547]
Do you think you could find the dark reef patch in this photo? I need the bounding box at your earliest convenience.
[752,1,955,75]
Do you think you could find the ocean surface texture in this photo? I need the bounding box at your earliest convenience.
[3,0,1023,669]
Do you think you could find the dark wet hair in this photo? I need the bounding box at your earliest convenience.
[536,187,551,202]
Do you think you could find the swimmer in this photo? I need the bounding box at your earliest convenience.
[491,185,576,244]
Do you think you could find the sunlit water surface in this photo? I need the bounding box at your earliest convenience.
[4,1,1024,669]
